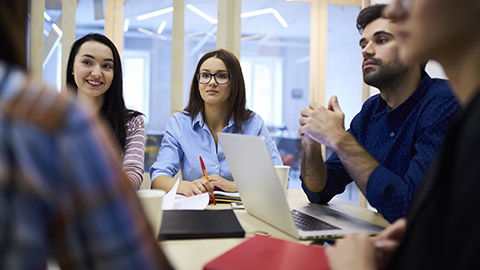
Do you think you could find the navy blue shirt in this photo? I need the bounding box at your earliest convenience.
[302,73,459,223]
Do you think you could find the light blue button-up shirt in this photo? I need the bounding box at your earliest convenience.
[150,111,282,182]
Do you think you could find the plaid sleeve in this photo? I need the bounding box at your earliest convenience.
[52,106,172,270]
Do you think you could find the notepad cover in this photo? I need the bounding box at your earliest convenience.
[203,234,330,270]
[212,191,242,203]
[159,209,245,240]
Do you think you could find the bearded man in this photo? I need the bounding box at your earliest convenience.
[298,4,459,222]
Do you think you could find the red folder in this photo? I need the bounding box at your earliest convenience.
[203,234,331,270]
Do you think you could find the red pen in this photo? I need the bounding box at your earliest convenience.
[199,156,216,205]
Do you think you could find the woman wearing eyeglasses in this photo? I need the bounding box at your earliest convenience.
[150,49,282,196]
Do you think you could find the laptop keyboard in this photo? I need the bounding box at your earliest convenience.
[291,209,340,231]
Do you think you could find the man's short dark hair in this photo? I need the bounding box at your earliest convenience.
[356,4,387,34]
[356,4,427,73]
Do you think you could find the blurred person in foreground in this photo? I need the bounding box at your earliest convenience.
[327,0,480,269]
[0,1,172,269]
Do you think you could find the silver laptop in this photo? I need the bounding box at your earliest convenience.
[218,133,384,240]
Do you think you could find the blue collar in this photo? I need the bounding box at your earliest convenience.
[192,112,236,130]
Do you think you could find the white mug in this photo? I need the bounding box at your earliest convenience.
[274,165,290,193]
[137,189,166,237]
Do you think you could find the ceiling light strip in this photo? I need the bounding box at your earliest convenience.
[271,10,288,28]
[137,27,154,36]
[123,18,130,32]
[137,7,173,21]
[241,8,288,28]
[157,21,167,34]
[241,8,273,18]
[43,11,51,21]
[51,23,62,36]
[186,4,217,24]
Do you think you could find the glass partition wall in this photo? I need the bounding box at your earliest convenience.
[38,0,364,204]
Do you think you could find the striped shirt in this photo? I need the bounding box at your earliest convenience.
[124,115,146,190]
[0,61,172,270]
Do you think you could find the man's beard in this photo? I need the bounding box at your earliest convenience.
[363,57,409,89]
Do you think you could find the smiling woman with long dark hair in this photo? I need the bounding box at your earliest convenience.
[66,33,146,190]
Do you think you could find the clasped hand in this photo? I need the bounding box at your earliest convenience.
[298,95,346,148]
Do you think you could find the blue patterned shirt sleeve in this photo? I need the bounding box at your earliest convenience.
[150,112,282,182]
[0,63,171,269]
[301,74,459,223]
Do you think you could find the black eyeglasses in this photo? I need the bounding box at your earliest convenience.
[197,72,231,85]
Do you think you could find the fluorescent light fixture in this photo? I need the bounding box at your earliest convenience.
[137,6,173,21]
[123,18,130,32]
[205,32,217,39]
[51,23,62,36]
[137,27,154,36]
[241,8,288,28]
[157,20,167,34]
[187,31,206,37]
[43,11,51,21]
[260,34,273,43]
[189,30,216,39]
[242,34,262,41]
[241,8,273,18]
[186,4,217,24]
[157,35,170,41]
[271,9,288,28]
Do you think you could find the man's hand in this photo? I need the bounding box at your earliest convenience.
[298,96,346,149]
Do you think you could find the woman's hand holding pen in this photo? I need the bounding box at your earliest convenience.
[177,175,236,196]
[178,178,215,197]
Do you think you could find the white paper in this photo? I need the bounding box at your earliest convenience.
[162,177,210,210]
[162,177,180,210]
[173,193,209,210]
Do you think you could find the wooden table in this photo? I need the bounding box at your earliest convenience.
[160,189,389,270]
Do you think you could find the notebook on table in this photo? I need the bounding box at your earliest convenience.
[159,209,245,240]
[212,191,241,203]
[218,133,384,240]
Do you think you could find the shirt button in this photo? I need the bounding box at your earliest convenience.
[215,165,219,168]
[390,132,395,137]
